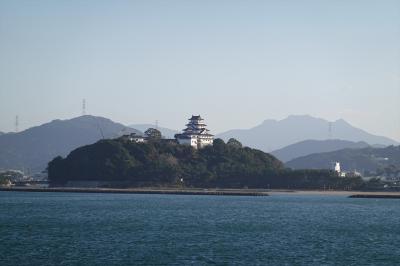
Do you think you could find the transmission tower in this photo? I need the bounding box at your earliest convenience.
[328,122,332,139]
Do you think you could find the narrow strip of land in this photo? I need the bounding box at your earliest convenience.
[2,187,400,198]
[349,194,400,199]
[270,190,400,198]
[0,187,269,196]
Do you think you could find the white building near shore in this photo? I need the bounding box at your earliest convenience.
[334,162,341,174]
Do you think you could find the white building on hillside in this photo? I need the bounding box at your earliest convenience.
[334,162,341,173]
[334,161,349,177]
[175,115,214,149]
[121,133,146,143]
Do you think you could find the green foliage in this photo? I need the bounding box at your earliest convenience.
[227,138,242,148]
[48,138,364,189]
[0,170,23,185]
[0,170,24,181]
[144,128,162,140]
[0,176,11,185]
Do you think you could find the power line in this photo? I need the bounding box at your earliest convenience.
[15,115,19,133]
[82,99,86,116]
[96,120,105,139]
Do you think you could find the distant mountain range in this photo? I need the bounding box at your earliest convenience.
[129,124,179,139]
[1,114,398,175]
[0,116,141,173]
[271,139,370,162]
[217,115,398,152]
[286,145,400,174]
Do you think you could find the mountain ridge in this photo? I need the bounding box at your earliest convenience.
[286,145,400,174]
[217,115,398,152]
[271,139,371,162]
[0,115,141,173]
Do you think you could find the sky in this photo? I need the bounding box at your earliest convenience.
[0,0,399,140]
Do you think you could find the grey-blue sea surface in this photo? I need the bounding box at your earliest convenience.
[0,192,399,266]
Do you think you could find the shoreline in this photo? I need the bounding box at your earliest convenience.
[2,187,400,198]
[0,187,270,196]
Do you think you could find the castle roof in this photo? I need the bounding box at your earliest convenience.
[190,115,203,120]
[175,115,214,139]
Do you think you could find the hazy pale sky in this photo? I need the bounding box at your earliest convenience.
[0,0,399,140]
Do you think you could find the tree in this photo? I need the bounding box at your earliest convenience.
[145,128,162,140]
[212,138,225,153]
[227,138,242,148]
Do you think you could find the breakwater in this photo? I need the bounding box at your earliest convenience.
[349,194,400,199]
[0,187,269,196]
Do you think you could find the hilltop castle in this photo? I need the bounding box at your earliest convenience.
[121,115,214,149]
[175,115,214,149]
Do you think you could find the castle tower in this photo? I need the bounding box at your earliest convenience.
[175,115,214,149]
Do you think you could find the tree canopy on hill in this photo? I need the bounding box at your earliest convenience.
[48,138,363,189]
[144,128,162,140]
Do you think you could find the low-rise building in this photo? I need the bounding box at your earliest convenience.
[120,133,146,143]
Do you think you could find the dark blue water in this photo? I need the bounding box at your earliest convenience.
[1,192,400,265]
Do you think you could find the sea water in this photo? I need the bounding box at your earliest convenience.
[0,192,399,265]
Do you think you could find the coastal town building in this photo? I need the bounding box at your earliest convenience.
[334,162,341,174]
[333,161,362,178]
[175,115,214,149]
[334,162,347,177]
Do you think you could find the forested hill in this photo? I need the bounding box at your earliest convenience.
[286,145,400,175]
[48,138,363,190]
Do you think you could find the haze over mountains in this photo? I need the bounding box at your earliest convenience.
[0,116,141,173]
[217,115,398,152]
[271,139,371,163]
